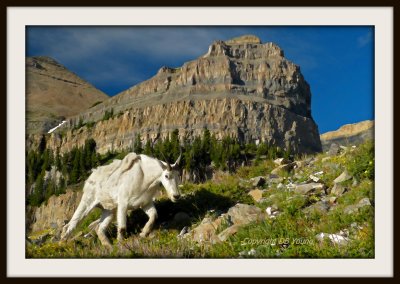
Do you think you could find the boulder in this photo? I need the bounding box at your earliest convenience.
[274,158,291,166]
[344,198,372,214]
[330,184,347,196]
[294,183,325,195]
[227,203,266,225]
[333,170,353,184]
[267,174,283,185]
[303,201,330,214]
[217,224,241,242]
[327,143,341,156]
[250,176,266,187]
[248,189,264,202]
[271,162,296,175]
[190,217,220,244]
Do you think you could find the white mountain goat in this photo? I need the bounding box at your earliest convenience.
[60,152,181,247]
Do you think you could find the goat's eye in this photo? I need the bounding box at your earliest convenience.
[165,174,169,179]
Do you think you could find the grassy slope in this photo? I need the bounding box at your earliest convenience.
[27,141,374,258]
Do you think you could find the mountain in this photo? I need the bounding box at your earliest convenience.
[26,56,109,134]
[42,35,322,154]
[320,120,374,151]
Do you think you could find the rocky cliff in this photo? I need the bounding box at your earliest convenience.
[26,189,83,233]
[320,120,374,151]
[26,56,109,134]
[32,35,322,154]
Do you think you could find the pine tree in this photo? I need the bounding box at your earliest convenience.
[70,149,81,184]
[30,173,45,206]
[144,140,153,156]
[38,135,46,155]
[170,129,180,161]
[133,133,143,154]
[57,176,66,196]
[55,150,62,170]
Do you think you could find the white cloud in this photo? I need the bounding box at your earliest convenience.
[357,31,372,48]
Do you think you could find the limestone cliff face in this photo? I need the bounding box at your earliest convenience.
[26,189,83,233]
[34,34,322,154]
[320,120,374,151]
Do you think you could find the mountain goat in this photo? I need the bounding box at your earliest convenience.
[60,152,181,247]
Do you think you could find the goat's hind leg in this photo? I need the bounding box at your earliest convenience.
[61,200,98,241]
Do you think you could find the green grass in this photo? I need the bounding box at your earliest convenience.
[27,140,375,258]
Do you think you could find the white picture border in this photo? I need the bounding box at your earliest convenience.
[7,7,393,277]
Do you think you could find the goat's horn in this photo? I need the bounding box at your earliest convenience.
[172,148,182,168]
[160,151,171,171]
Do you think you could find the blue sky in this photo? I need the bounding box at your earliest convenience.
[26,26,374,134]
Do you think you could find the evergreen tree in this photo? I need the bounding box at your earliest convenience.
[30,172,45,206]
[201,128,211,167]
[55,150,62,170]
[79,148,86,179]
[133,133,143,154]
[57,176,66,196]
[143,140,153,156]
[41,149,51,172]
[170,129,180,161]
[70,149,81,184]
[44,179,56,202]
[38,135,46,155]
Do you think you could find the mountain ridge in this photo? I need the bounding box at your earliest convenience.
[26,56,109,134]
[29,35,322,154]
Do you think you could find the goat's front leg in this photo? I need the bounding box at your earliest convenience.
[117,202,128,242]
[140,203,158,238]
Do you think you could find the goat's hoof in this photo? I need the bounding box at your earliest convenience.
[139,232,148,238]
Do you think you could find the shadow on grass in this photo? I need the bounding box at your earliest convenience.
[125,188,235,236]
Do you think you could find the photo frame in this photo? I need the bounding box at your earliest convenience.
[6,5,394,278]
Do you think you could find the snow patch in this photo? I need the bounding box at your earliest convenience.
[48,120,66,134]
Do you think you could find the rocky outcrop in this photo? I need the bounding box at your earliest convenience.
[320,120,374,151]
[36,34,321,154]
[42,98,321,154]
[26,189,83,233]
[26,56,109,134]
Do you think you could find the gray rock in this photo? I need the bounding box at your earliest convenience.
[309,174,321,183]
[358,197,372,207]
[274,158,291,166]
[248,189,264,202]
[268,174,283,185]
[190,218,220,244]
[303,201,330,214]
[177,226,190,238]
[330,184,347,196]
[217,224,241,242]
[316,232,349,246]
[328,143,341,156]
[344,198,372,214]
[227,203,266,225]
[271,162,296,175]
[294,183,325,195]
[334,170,353,184]
[250,176,266,187]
